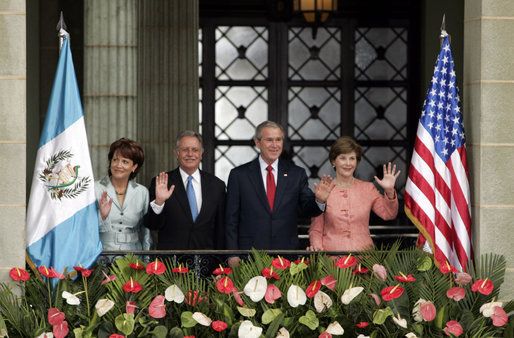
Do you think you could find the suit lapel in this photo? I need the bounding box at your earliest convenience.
[273,159,289,211]
[170,169,194,221]
[248,158,272,213]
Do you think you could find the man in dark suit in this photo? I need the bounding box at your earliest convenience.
[225,121,330,265]
[145,130,225,249]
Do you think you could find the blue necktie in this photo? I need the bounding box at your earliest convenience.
[186,176,198,221]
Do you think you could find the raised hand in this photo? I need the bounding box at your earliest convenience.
[99,191,113,220]
[314,175,336,204]
[374,162,401,197]
[155,172,175,206]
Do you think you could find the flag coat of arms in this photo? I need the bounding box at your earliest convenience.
[404,32,472,271]
[26,35,102,273]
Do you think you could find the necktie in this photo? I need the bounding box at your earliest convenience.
[266,165,276,210]
[186,176,198,221]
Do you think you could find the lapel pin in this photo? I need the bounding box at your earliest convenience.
[284,173,287,177]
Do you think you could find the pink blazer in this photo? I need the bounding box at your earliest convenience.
[309,179,398,251]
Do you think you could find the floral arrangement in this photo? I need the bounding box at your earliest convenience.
[0,244,512,338]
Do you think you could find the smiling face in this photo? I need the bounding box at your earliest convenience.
[176,135,203,175]
[332,151,358,180]
[110,150,138,182]
[254,126,284,165]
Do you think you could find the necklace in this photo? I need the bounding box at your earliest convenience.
[116,190,126,196]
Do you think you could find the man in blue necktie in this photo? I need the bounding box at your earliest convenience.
[145,131,226,250]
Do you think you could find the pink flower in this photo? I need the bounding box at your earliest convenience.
[491,306,508,327]
[420,301,436,321]
[52,320,69,338]
[356,322,369,328]
[232,288,245,306]
[444,320,463,337]
[48,307,65,326]
[370,293,381,306]
[372,264,387,281]
[320,275,336,290]
[454,272,472,285]
[264,284,282,304]
[446,287,465,301]
[109,335,125,338]
[471,278,494,295]
[380,285,404,301]
[126,301,137,314]
[101,274,116,285]
[211,320,228,332]
[148,295,166,318]
[9,267,30,282]
[318,332,332,338]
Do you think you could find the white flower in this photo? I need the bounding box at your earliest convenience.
[392,314,407,328]
[341,286,364,305]
[326,321,344,335]
[165,284,185,303]
[276,327,290,338]
[192,312,212,326]
[62,291,81,306]
[243,276,267,302]
[405,333,418,338]
[286,284,307,308]
[479,301,503,318]
[357,335,370,338]
[95,298,114,317]
[412,298,426,322]
[314,290,333,313]
[238,320,263,338]
[35,333,54,338]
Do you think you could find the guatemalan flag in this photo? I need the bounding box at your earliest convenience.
[26,32,102,274]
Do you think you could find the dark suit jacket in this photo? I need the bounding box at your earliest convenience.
[145,168,226,249]
[225,158,322,250]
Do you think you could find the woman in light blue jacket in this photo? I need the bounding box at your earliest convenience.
[95,138,151,250]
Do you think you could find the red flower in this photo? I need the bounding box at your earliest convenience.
[38,266,56,278]
[211,320,228,332]
[232,288,245,306]
[318,332,332,338]
[353,264,369,275]
[185,290,205,306]
[444,320,463,337]
[454,272,472,285]
[420,301,436,321]
[271,256,291,270]
[305,280,321,298]
[261,267,280,280]
[109,335,125,338]
[129,261,145,270]
[184,336,195,338]
[9,267,30,282]
[471,278,494,295]
[53,320,69,338]
[491,306,508,327]
[216,276,235,294]
[122,278,142,293]
[380,285,404,301]
[320,275,337,290]
[48,307,65,326]
[146,258,166,275]
[126,301,137,314]
[294,257,309,265]
[73,266,93,278]
[264,284,282,304]
[446,287,466,301]
[356,321,369,328]
[335,254,357,269]
[439,261,457,274]
[172,265,189,273]
[394,272,416,283]
[212,265,232,276]
[148,295,166,318]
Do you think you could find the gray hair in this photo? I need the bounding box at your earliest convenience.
[175,130,203,148]
[254,120,285,140]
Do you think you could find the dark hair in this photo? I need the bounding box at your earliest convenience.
[329,136,362,164]
[175,130,203,149]
[254,121,285,140]
[107,138,144,180]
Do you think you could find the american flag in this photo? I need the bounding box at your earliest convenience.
[404,33,472,271]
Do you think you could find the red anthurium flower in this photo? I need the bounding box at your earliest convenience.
[101,272,116,285]
[122,277,142,293]
[394,272,416,283]
[420,301,436,321]
[211,320,228,332]
[48,307,65,326]
[73,266,93,278]
[38,266,56,278]
[320,275,337,290]
[53,320,69,338]
[172,264,189,273]
[148,295,166,318]
[356,321,369,328]
[126,301,137,314]
[216,276,235,294]
[52,269,65,280]
[272,256,291,270]
[380,285,404,301]
[335,254,357,269]
[184,336,195,338]
[129,261,145,270]
[146,258,166,275]
[439,261,457,274]
[185,290,204,306]
[109,335,125,338]
[212,265,232,276]
[264,284,282,304]
[318,332,332,338]
[9,267,30,282]
[353,264,369,275]
[491,306,508,327]
[261,267,280,280]
[232,288,245,306]
[294,257,309,265]
[471,278,494,295]
[444,320,463,337]
[446,287,466,301]
[306,280,321,298]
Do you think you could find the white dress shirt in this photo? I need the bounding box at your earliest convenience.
[150,168,202,214]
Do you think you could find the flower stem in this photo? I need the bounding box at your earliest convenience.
[84,276,91,322]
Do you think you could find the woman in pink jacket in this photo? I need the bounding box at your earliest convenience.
[308,136,400,252]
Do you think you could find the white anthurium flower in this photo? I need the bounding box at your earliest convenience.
[165,284,185,303]
[314,290,333,313]
[35,333,54,338]
[412,298,426,322]
[276,327,290,338]
[392,313,408,328]
[479,301,503,317]
[340,286,364,305]
[95,299,115,317]
[192,312,212,326]
[286,284,307,308]
[243,276,267,302]
[405,333,418,338]
[62,291,82,306]
[326,321,344,335]
[357,335,370,338]
[238,320,263,338]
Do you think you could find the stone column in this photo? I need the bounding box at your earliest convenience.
[137,0,199,185]
[0,0,26,280]
[84,0,138,179]
[464,0,514,300]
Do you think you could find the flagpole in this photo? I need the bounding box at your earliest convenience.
[440,14,450,43]
[56,11,69,49]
